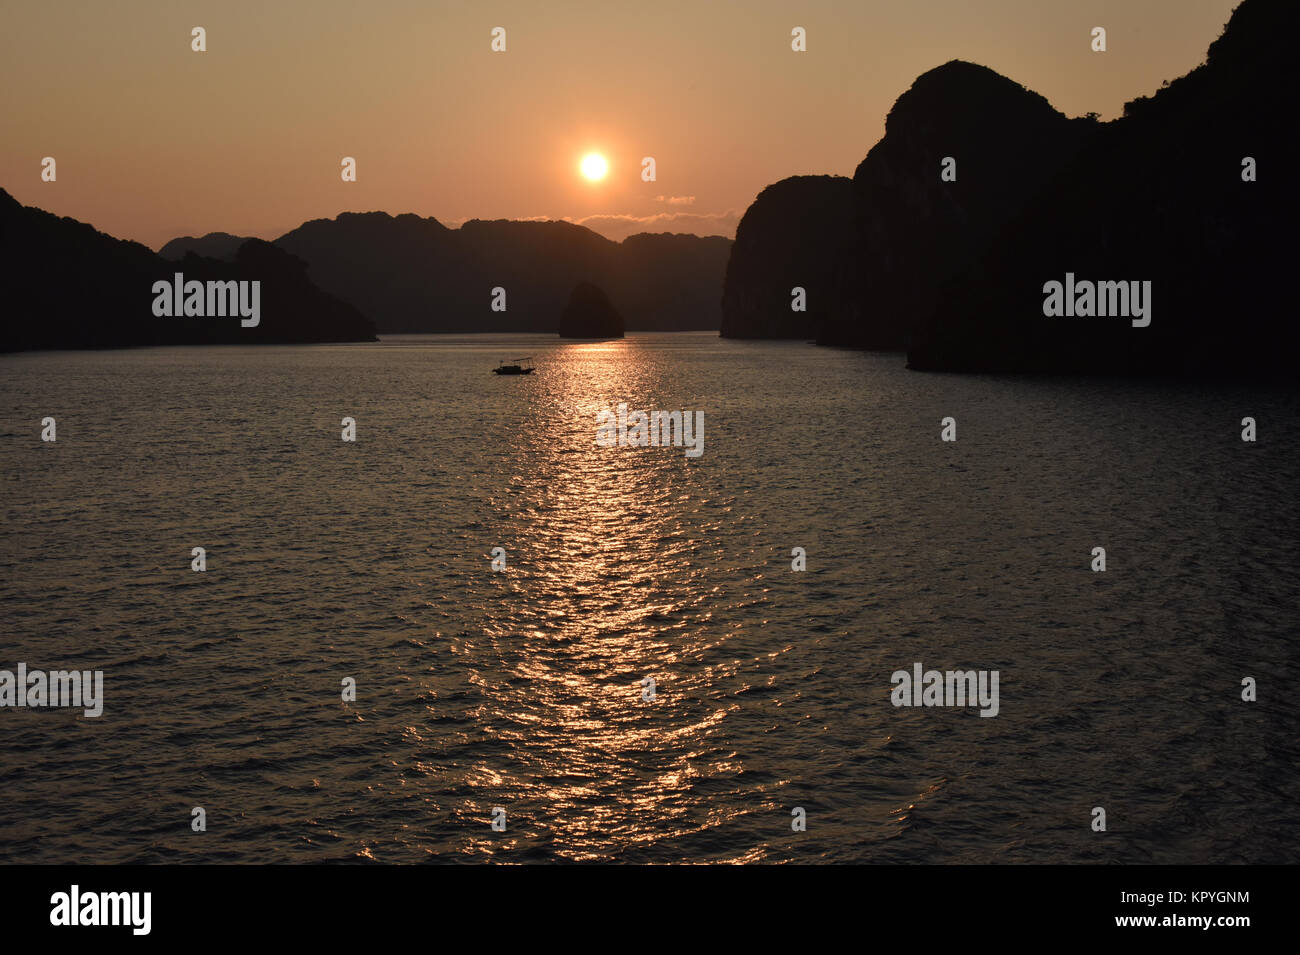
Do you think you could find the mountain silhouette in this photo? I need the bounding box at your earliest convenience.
[911,0,1299,372]
[722,0,1297,374]
[840,61,1092,352]
[163,215,732,334]
[0,189,376,352]
[720,175,859,341]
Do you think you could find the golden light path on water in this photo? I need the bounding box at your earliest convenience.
[455,339,765,861]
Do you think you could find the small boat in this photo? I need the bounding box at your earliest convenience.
[493,357,534,375]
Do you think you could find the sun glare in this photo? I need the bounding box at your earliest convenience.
[580,152,609,181]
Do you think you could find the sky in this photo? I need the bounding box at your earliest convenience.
[0,0,1243,250]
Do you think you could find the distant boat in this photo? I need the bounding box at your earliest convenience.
[492,357,534,375]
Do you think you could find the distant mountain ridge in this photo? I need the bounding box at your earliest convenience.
[161,215,733,335]
[157,232,249,262]
[0,189,375,351]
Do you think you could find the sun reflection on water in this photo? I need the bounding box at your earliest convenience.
[459,339,759,859]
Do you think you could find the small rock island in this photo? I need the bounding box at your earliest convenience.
[558,281,625,339]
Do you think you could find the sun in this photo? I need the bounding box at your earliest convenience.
[580,152,609,181]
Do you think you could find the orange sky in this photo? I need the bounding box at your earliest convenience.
[1,0,1241,250]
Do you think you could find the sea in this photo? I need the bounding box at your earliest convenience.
[1,332,1296,863]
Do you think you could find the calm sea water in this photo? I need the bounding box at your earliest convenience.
[1,332,1297,864]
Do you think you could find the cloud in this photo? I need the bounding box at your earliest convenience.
[654,195,696,206]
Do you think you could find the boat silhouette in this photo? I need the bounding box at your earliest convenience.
[493,357,534,375]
